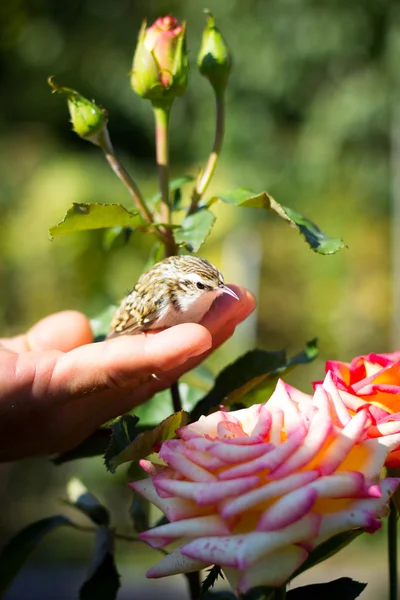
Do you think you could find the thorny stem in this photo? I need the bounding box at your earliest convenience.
[388,497,398,600]
[154,104,177,257]
[98,128,154,224]
[189,92,225,214]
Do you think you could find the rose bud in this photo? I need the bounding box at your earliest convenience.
[48,77,107,145]
[131,16,188,106]
[197,10,232,95]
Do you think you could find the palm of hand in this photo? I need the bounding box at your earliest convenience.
[0,286,254,461]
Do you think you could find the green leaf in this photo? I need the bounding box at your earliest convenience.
[0,516,73,595]
[105,411,189,473]
[181,364,215,391]
[191,341,318,421]
[79,528,120,600]
[104,414,141,473]
[175,209,216,252]
[90,305,117,341]
[291,529,363,579]
[213,188,345,255]
[200,565,224,598]
[239,339,318,407]
[287,578,367,599]
[53,428,111,464]
[148,175,195,205]
[63,478,110,527]
[49,203,148,238]
[103,226,133,250]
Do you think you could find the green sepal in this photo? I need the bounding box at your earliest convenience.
[197,10,232,95]
[48,76,107,142]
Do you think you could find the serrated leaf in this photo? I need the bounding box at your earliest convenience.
[175,209,216,252]
[79,528,120,600]
[0,516,73,595]
[191,341,317,421]
[63,478,110,527]
[287,578,367,600]
[291,529,363,579]
[53,428,111,464]
[213,188,345,255]
[105,411,189,473]
[104,414,141,473]
[49,203,148,238]
[200,565,224,597]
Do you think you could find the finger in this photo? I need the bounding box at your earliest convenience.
[80,285,256,418]
[51,323,213,396]
[27,311,94,351]
[0,311,94,353]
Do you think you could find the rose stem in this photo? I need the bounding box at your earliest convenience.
[189,91,225,214]
[154,103,182,413]
[388,497,398,600]
[185,571,201,600]
[98,128,153,223]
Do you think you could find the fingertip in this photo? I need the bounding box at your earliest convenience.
[27,311,93,351]
[202,284,256,329]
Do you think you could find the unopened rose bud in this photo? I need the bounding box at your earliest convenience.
[131,15,188,106]
[197,10,232,95]
[48,77,107,144]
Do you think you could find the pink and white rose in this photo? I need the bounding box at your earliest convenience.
[130,372,400,594]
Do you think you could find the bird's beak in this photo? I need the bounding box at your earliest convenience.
[219,283,240,300]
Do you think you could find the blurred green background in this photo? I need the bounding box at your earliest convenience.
[0,0,399,598]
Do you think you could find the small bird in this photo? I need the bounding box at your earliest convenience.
[107,255,239,338]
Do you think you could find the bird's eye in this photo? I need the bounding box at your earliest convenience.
[196,281,206,290]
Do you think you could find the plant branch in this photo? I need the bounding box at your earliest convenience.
[154,104,176,257]
[98,128,154,224]
[185,571,201,600]
[189,91,225,213]
[388,497,398,600]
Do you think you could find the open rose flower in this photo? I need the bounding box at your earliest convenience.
[320,352,400,467]
[129,373,400,594]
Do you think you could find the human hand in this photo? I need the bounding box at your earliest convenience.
[0,286,255,461]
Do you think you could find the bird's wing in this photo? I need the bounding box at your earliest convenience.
[107,294,144,338]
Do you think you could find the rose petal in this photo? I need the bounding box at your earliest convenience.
[218,428,305,481]
[236,546,309,593]
[257,487,317,531]
[146,549,209,578]
[141,515,231,548]
[155,475,260,505]
[221,471,319,518]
